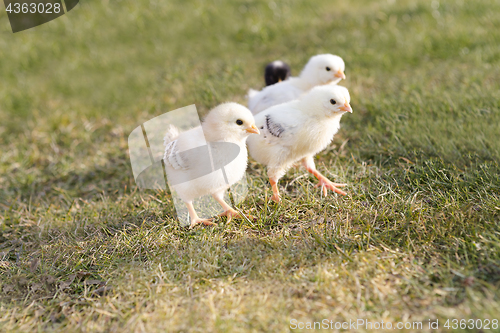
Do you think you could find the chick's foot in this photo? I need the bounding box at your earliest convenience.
[314,176,347,197]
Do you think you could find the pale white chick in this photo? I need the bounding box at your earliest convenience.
[163,103,259,228]
[248,54,346,115]
[247,85,352,202]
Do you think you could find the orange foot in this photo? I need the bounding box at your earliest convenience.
[189,218,216,229]
[270,193,281,203]
[315,177,347,197]
[219,208,257,222]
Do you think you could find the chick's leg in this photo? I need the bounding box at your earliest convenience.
[269,178,281,203]
[267,167,285,203]
[185,201,215,229]
[212,191,256,221]
[301,156,347,197]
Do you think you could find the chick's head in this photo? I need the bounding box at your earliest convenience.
[301,85,352,117]
[301,54,346,86]
[202,102,260,143]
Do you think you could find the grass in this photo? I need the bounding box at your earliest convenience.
[1,0,500,331]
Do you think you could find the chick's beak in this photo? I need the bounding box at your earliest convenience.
[335,69,346,80]
[246,124,260,134]
[339,101,352,113]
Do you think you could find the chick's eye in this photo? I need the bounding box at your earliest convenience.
[236,119,243,125]
[330,99,336,105]
[326,67,331,71]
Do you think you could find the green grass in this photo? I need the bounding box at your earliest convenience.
[1,0,500,332]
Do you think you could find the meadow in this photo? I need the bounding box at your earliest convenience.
[1,0,500,331]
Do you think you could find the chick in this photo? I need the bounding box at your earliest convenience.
[265,60,291,86]
[248,54,346,115]
[164,103,259,228]
[247,85,352,202]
